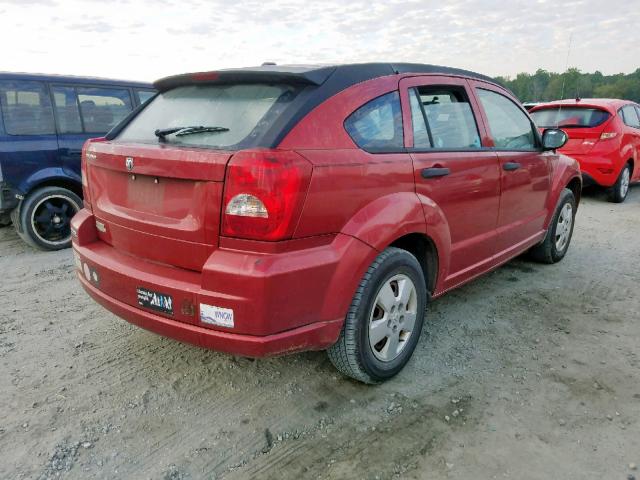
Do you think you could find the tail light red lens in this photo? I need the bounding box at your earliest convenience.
[222,150,312,241]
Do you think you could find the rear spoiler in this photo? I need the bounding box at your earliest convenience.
[154,65,337,92]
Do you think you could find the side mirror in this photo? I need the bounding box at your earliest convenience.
[541,128,568,151]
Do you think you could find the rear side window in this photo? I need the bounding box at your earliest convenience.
[52,86,82,133]
[118,83,300,149]
[77,87,133,133]
[477,89,536,150]
[409,85,481,149]
[0,80,55,135]
[531,107,611,128]
[620,105,640,128]
[344,91,403,151]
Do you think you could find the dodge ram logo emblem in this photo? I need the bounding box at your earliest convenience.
[125,157,134,171]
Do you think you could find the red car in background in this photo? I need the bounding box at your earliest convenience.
[72,63,581,383]
[530,99,640,203]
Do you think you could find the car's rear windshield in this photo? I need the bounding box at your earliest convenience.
[116,83,301,149]
[530,107,610,128]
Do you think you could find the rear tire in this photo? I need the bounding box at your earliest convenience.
[529,188,576,264]
[327,247,427,384]
[608,163,631,203]
[16,186,82,251]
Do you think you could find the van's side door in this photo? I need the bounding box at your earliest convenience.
[399,76,501,291]
[0,79,59,195]
[469,81,551,259]
[51,84,135,183]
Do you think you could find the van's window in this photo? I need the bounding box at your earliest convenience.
[409,86,481,149]
[531,107,610,128]
[477,89,537,150]
[344,91,403,150]
[620,105,640,128]
[136,89,155,105]
[0,80,55,135]
[77,87,133,133]
[118,83,300,149]
[52,86,82,133]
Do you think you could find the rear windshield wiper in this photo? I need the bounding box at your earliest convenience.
[154,126,230,139]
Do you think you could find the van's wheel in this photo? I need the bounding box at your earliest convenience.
[16,186,82,251]
[529,188,576,264]
[608,163,631,203]
[327,247,427,384]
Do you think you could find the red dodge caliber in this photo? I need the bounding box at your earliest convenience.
[72,63,581,383]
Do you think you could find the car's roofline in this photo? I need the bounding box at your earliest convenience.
[153,63,504,92]
[0,71,152,88]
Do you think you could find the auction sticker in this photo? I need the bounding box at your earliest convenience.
[200,303,234,328]
[137,287,173,315]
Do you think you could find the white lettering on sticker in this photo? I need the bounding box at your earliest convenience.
[200,304,234,328]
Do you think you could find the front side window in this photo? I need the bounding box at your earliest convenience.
[77,87,133,133]
[531,107,610,129]
[409,85,481,149]
[344,91,403,150]
[0,80,55,135]
[477,89,537,150]
[118,83,300,149]
[620,105,640,128]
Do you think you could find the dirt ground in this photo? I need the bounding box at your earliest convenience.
[1,187,639,480]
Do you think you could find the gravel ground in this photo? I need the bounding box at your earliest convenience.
[1,187,639,480]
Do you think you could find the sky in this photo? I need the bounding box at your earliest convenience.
[1,0,639,84]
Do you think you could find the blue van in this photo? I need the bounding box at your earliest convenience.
[0,73,154,250]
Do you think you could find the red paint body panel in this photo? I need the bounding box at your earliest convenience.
[74,68,582,358]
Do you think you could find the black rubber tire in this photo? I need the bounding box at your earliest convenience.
[16,186,82,251]
[608,163,631,203]
[529,188,576,264]
[327,247,427,384]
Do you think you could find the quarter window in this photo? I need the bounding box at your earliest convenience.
[620,105,640,128]
[344,91,403,150]
[477,89,537,150]
[0,80,55,135]
[77,87,133,132]
[409,85,481,149]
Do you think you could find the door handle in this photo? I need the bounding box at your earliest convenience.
[503,162,521,171]
[421,167,450,179]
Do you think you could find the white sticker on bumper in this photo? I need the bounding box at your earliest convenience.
[200,303,234,328]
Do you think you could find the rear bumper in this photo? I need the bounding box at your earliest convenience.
[77,272,342,357]
[71,209,374,357]
[570,152,622,187]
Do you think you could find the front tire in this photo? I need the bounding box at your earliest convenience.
[608,163,631,203]
[327,247,427,384]
[16,186,82,251]
[529,188,576,264]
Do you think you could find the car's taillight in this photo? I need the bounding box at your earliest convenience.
[81,137,106,212]
[600,132,618,141]
[222,150,312,241]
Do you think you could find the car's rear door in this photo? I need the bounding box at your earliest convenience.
[399,76,501,289]
[51,84,135,183]
[470,81,551,260]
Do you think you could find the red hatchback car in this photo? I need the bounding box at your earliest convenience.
[72,64,581,383]
[530,99,640,203]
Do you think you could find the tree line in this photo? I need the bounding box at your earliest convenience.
[495,68,640,103]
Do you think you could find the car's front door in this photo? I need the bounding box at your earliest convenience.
[399,76,501,290]
[471,82,551,259]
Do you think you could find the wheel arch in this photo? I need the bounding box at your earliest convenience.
[389,232,439,296]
